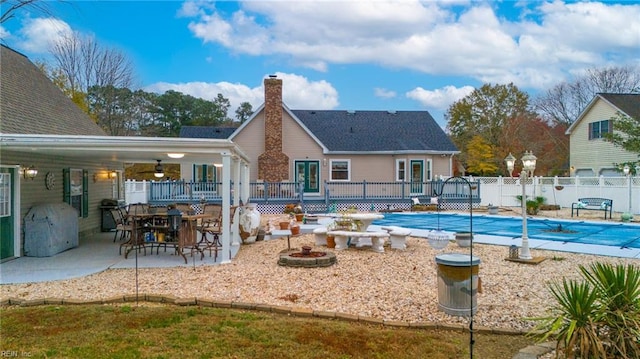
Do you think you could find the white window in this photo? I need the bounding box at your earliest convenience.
[395,159,406,181]
[0,173,10,217]
[330,160,350,181]
[69,169,83,216]
[426,159,432,181]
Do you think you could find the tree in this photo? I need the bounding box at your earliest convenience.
[604,113,640,172]
[49,32,135,109]
[465,135,497,175]
[235,102,253,124]
[212,93,231,122]
[0,0,58,24]
[534,66,640,126]
[446,83,537,175]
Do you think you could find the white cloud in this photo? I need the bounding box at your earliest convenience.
[182,0,640,90]
[374,88,396,99]
[16,17,73,54]
[406,85,475,110]
[145,72,339,117]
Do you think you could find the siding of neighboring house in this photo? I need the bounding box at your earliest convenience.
[569,98,637,176]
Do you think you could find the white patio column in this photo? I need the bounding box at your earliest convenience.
[231,156,242,246]
[240,163,250,205]
[220,152,232,263]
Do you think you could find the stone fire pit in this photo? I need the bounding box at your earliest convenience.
[277,246,337,267]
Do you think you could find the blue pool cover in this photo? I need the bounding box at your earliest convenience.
[372,213,640,249]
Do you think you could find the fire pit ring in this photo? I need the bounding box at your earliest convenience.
[277,248,337,267]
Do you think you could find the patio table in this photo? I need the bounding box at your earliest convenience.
[123,213,208,263]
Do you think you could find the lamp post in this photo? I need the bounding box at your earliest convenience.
[506,151,537,260]
[622,165,633,222]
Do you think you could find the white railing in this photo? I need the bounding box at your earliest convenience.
[125,176,640,215]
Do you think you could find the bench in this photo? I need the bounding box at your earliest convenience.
[571,198,613,219]
[381,226,412,250]
[327,230,390,252]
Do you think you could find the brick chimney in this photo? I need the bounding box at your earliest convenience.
[258,76,289,182]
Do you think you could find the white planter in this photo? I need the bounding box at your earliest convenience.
[455,232,473,247]
[240,205,261,243]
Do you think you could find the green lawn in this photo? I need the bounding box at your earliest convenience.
[0,305,534,358]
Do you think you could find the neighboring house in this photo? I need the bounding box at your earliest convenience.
[1,45,249,262]
[565,93,640,177]
[180,76,459,197]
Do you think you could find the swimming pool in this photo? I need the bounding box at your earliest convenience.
[372,212,640,249]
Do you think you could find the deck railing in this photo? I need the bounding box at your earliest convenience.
[140,179,482,205]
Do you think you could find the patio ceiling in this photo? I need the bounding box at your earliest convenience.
[0,134,251,165]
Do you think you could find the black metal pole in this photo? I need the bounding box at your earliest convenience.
[437,176,474,359]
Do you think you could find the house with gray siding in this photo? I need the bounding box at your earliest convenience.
[565,93,640,177]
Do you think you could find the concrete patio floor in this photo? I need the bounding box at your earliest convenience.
[0,232,239,285]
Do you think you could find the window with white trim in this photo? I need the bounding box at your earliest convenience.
[589,120,612,140]
[330,160,350,181]
[0,173,10,217]
[395,159,406,181]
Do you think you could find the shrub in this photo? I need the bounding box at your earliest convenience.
[528,263,640,358]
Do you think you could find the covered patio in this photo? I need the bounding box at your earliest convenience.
[0,134,251,264]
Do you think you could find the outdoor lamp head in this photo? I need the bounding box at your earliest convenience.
[521,151,537,172]
[504,153,516,175]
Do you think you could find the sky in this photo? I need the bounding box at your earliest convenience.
[1,0,639,127]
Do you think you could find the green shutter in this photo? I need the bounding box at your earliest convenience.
[63,168,70,204]
[82,170,89,218]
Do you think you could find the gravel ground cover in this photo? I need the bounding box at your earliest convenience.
[1,208,637,333]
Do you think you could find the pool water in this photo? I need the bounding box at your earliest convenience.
[372,212,640,249]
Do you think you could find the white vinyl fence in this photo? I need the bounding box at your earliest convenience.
[475,176,640,215]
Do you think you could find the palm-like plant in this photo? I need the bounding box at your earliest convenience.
[529,279,605,358]
[580,263,640,359]
[529,263,640,359]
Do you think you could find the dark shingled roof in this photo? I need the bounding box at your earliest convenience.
[291,110,458,152]
[0,45,106,136]
[599,93,640,119]
[179,126,237,139]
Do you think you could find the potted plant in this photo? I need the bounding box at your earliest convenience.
[487,203,499,215]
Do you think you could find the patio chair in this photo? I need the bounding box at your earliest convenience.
[127,203,149,216]
[110,208,132,243]
[175,203,194,214]
[198,205,237,260]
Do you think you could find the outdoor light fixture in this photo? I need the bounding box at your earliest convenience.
[109,170,118,179]
[167,153,184,159]
[154,160,164,178]
[504,152,516,177]
[23,165,38,180]
[519,151,536,260]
